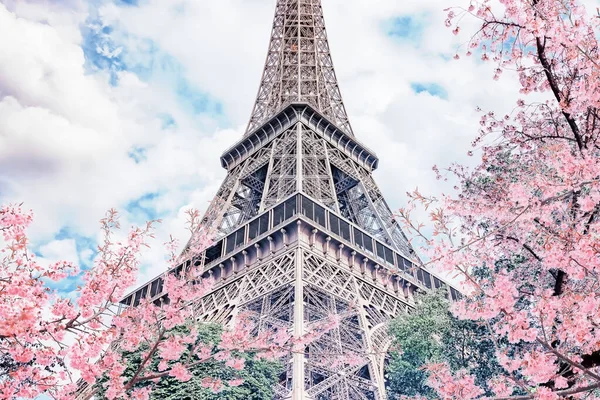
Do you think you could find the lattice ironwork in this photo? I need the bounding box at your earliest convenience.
[174,241,411,400]
[301,125,338,211]
[327,142,414,259]
[200,143,275,239]
[262,125,299,209]
[199,118,414,259]
[245,0,353,136]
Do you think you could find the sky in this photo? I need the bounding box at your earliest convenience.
[0,0,548,295]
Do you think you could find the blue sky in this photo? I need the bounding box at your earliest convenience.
[82,11,226,121]
[0,0,527,294]
[411,82,448,99]
[385,15,427,42]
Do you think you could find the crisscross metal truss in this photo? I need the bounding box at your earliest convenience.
[189,247,406,399]
[200,119,414,259]
[245,0,353,136]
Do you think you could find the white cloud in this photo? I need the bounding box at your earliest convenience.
[37,239,79,265]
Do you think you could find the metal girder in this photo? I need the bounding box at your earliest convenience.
[300,125,338,211]
[262,125,299,209]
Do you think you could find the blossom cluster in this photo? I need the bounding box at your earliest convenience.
[398,0,600,398]
[0,205,355,399]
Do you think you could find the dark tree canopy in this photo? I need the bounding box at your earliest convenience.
[386,290,502,399]
[96,324,282,400]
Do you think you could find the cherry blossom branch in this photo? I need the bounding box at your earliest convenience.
[122,329,166,393]
[493,381,600,399]
[536,338,600,383]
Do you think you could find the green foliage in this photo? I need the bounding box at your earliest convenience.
[386,290,502,399]
[96,324,282,400]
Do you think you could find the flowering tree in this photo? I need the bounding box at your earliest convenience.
[0,205,303,399]
[398,0,600,398]
[386,290,502,398]
[0,204,349,399]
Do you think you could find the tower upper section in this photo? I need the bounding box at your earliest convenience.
[245,0,353,136]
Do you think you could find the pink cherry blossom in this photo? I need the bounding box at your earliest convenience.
[168,363,192,382]
[228,378,244,387]
[397,0,600,398]
[200,377,224,393]
[0,207,305,399]
[225,357,245,371]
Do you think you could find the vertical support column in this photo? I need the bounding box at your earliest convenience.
[354,168,402,254]
[296,0,301,104]
[292,247,306,400]
[352,276,388,400]
[310,0,321,112]
[323,142,341,214]
[296,121,303,193]
[202,164,244,236]
[259,137,278,212]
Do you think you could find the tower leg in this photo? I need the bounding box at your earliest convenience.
[291,248,308,400]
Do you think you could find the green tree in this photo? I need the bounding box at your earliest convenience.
[96,324,282,400]
[386,290,501,399]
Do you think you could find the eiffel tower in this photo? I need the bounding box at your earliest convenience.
[119,1,460,398]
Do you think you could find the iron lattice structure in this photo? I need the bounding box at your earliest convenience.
[246,0,353,136]
[119,1,461,399]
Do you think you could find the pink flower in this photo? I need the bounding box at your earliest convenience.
[201,377,224,393]
[580,197,597,212]
[196,345,212,360]
[169,363,192,382]
[228,378,244,387]
[130,387,151,400]
[226,357,245,371]
[553,376,568,389]
[159,336,187,361]
[535,387,560,400]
